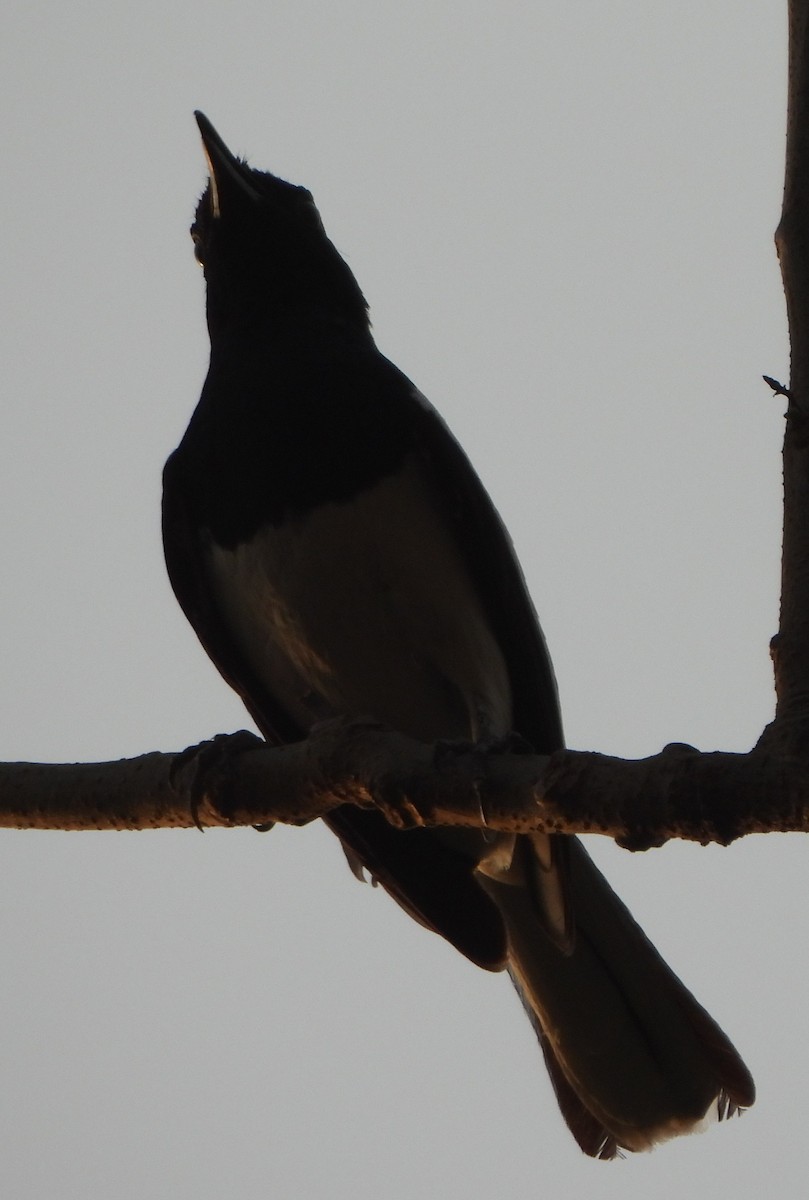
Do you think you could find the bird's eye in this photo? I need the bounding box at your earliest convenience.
[191,229,205,266]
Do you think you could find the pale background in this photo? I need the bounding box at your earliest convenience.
[0,3,794,1197]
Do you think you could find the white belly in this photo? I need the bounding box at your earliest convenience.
[204,456,512,743]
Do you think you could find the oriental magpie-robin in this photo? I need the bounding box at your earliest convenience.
[162,112,754,1157]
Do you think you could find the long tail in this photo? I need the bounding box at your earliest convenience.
[478,837,754,1159]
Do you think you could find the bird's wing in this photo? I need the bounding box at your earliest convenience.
[403,379,564,754]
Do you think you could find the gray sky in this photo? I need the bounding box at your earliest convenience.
[0,3,794,1197]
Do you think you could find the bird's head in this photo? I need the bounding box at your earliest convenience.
[191,112,369,335]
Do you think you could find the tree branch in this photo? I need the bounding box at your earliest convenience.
[771,0,809,742]
[2,723,807,850]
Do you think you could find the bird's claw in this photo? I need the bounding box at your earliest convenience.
[170,730,265,830]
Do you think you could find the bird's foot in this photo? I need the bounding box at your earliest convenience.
[170,730,266,830]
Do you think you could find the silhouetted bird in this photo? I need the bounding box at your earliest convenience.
[162,112,754,1157]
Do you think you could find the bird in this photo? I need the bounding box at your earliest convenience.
[162,111,755,1158]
